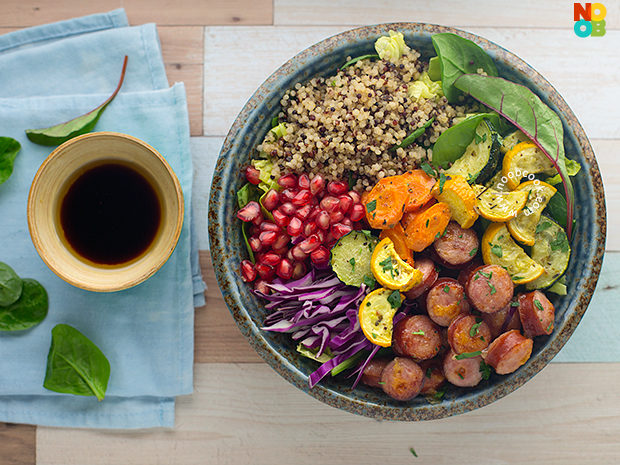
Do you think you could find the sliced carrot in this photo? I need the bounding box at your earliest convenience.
[400,169,436,212]
[364,176,409,229]
[403,202,452,252]
[401,198,437,229]
[360,190,371,206]
[379,224,414,266]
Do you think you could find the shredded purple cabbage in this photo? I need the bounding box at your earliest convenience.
[258,269,397,389]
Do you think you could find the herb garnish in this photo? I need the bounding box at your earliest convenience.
[491,243,503,258]
[469,247,478,257]
[488,282,496,295]
[469,319,482,337]
[426,368,432,378]
[366,199,377,213]
[479,360,491,380]
[409,447,418,457]
[455,350,482,360]
[363,275,376,289]
[536,221,552,234]
[420,161,437,178]
[534,299,544,311]
[349,257,356,271]
[387,290,402,309]
[443,285,450,293]
[411,330,426,336]
[438,172,449,194]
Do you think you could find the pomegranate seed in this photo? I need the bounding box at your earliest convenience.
[298,174,310,189]
[292,189,312,207]
[310,246,330,265]
[292,262,307,279]
[276,258,294,280]
[280,202,296,216]
[251,211,264,226]
[249,225,260,236]
[316,211,330,230]
[260,221,280,233]
[342,217,353,228]
[254,279,270,294]
[331,223,353,240]
[273,233,290,250]
[325,232,336,244]
[303,221,318,237]
[348,190,361,203]
[262,252,281,267]
[255,263,275,281]
[272,245,288,255]
[287,217,303,236]
[236,201,261,222]
[262,189,280,211]
[291,244,308,261]
[245,166,261,185]
[249,236,262,252]
[327,181,349,195]
[307,207,319,220]
[259,230,277,247]
[310,174,325,195]
[299,234,321,254]
[329,210,345,223]
[338,194,353,214]
[349,203,366,222]
[295,204,312,220]
[320,196,340,212]
[240,260,257,282]
[278,174,298,189]
[273,209,290,228]
[315,229,325,243]
[286,249,295,262]
[282,188,297,201]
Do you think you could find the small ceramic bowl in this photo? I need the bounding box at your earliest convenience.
[209,24,606,420]
[28,131,184,292]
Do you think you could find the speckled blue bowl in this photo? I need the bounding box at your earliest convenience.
[208,24,606,420]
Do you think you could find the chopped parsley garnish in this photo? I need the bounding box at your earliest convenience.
[377,381,385,385]
[513,276,524,281]
[411,330,426,336]
[420,161,437,178]
[550,230,569,253]
[536,221,552,234]
[438,172,449,194]
[479,360,491,380]
[387,290,402,309]
[479,270,491,279]
[426,368,432,378]
[488,282,496,295]
[534,299,544,311]
[469,320,482,337]
[349,257,356,271]
[510,301,520,307]
[443,285,450,293]
[433,390,445,401]
[457,372,464,379]
[435,232,441,239]
[425,219,430,228]
[363,275,376,289]
[409,447,418,458]
[546,322,553,332]
[372,332,378,339]
[366,199,377,213]
[469,247,478,257]
[454,350,482,360]
[491,243,503,258]
[379,257,395,278]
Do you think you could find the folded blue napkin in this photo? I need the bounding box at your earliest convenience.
[0,10,203,428]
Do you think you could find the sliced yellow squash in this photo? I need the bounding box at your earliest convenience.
[500,130,530,154]
[484,170,511,192]
[473,184,529,222]
[507,180,557,246]
[502,142,557,189]
[526,216,571,290]
[482,223,544,285]
[431,174,478,228]
[370,238,422,291]
[359,288,403,347]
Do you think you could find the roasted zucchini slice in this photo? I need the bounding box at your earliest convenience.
[507,181,557,246]
[482,223,544,285]
[502,142,557,190]
[500,130,530,154]
[473,184,528,222]
[446,119,501,184]
[525,216,571,290]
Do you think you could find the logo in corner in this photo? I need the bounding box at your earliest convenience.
[574,3,607,37]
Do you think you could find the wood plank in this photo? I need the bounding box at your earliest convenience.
[158,26,203,65]
[203,26,620,139]
[0,0,273,27]
[275,0,620,28]
[166,63,203,137]
[37,362,620,464]
[0,423,35,465]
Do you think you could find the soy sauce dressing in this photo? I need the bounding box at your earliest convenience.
[60,162,161,265]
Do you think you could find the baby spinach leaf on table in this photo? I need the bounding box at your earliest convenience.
[341,54,379,70]
[0,278,48,331]
[0,137,21,186]
[0,262,23,306]
[454,73,575,238]
[431,113,500,168]
[43,324,111,401]
[25,55,128,146]
[390,118,434,151]
[431,33,498,103]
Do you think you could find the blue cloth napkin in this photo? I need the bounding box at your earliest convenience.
[0,10,203,428]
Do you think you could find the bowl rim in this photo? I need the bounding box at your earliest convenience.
[28,131,185,292]
[208,23,607,420]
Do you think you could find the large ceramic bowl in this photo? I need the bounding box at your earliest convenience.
[208,24,606,420]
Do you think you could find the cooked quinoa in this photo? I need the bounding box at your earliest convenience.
[258,46,475,191]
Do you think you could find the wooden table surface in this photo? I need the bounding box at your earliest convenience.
[1,1,619,464]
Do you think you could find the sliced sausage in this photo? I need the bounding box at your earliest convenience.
[361,358,390,388]
[405,257,439,299]
[482,300,522,339]
[447,314,492,354]
[443,349,483,387]
[419,361,446,395]
[380,357,425,401]
[457,259,482,287]
[518,291,555,338]
[483,330,533,375]
[426,277,470,327]
[465,264,514,313]
[393,315,442,360]
[433,221,479,267]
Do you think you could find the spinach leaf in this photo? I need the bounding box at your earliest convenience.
[391,117,434,151]
[25,56,128,146]
[0,278,48,331]
[0,262,23,306]
[432,113,500,168]
[431,33,498,103]
[454,73,575,238]
[340,54,379,70]
[237,183,261,263]
[43,324,111,401]
[546,191,568,228]
[0,137,21,186]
